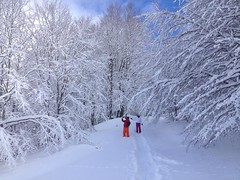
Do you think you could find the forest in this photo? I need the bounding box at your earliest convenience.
[0,0,239,167]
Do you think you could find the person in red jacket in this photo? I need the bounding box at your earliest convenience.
[122,115,131,137]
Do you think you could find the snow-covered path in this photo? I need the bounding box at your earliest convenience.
[0,118,160,180]
[0,118,240,180]
[132,134,161,180]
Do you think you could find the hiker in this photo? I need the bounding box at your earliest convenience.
[122,115,131,137]
[135,115,142,133]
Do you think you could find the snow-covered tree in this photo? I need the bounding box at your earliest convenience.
[0,0,107,167]
[0,0,30,120]
[139,0,240,147]
[27,0,73,116]
[67,17,107,126]
[99,3,150,118]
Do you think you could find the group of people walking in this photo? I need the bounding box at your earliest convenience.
[121,114,142,137]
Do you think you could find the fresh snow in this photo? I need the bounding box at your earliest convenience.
[0,118,240,180]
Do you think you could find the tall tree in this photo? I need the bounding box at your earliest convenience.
[99,3,150,118]
[67,17,107,126]
[140,0,240,146]
[0,0,30,120]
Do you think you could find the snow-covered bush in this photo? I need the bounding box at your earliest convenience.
[0,115,71,167]
[0,127,26,167]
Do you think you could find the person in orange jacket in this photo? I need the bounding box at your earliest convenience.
[122,115,131,137]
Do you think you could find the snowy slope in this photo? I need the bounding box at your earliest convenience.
[144,120,240,180]
[0,118,239,180]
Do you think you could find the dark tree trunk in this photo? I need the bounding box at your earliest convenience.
[107,58,114,119]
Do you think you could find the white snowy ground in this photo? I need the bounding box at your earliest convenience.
[0,118,240,180]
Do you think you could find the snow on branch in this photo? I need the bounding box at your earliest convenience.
[141,0,240,147]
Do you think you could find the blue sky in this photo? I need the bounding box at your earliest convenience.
[62,0,182,20]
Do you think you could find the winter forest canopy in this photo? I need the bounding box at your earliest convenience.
[0,0,239,167]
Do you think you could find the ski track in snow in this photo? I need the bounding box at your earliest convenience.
[132,133,163,180]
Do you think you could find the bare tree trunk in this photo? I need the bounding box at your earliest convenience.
[107,58,114,119]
